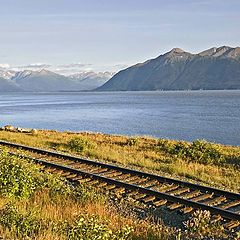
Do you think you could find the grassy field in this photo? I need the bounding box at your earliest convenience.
[0,129,239,192]
[0,146,235,239]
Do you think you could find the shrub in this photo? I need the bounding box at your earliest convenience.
[46,173,72,200]
[186,140,222,164]
[126,138,138,146]
[184,210,226,239]
[0,148,46,199]
[64,214,132,240]
[157,139,173,151]
[159,139,223,165]
[0,203,44,238]
[68,137,96,153]
[73,184,106,204]
[0,147,72,199]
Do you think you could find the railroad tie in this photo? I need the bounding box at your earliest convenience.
[103,171,122,178]
[168,203,182,210]
[46,168,63,174]
[124,175,141,183]
[60,171,75,177]
[141,180,158,188]
[188,193,214,202]
[133,193,147,200]
[158,184,179,193]
[67,163,85,169]
[202,196,226,206]
[181,190,201,199]
[180,193,214,214]
[167,187,190,196]
[44,167,58,173]
[127,177,148,185]
[224,220,240,230]
[98,182,108,187]
[92,168,109,174]
[67,173,79,179]
[88,167,103,173]
[76,164,94,171]
[219,199,240,210]
[71,175,83,181]
[142,195,156,203]
[210,215,222,223]
[87,180,99,186]
[168,190,202,210]
[153,199,168,207]
[78,178,92,183]
[128,191,140,197]
[114,174,132,180]
[114,187,125,194]
[52,159,69,165]
[105,185,116,190]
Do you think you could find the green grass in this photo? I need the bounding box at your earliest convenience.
[0,147,236,239]
[0,129,239,192]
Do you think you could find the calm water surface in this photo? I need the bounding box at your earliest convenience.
[0,91,239,146]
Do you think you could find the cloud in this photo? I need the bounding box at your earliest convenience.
[0,63,10,69]
[57,63,92,69]
[112,63,130,69]
[54,62,93,75]
[17,63,51,69]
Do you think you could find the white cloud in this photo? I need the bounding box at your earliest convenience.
[58,63,91,69]
[54,62,93,75]
[0,63,10,69]
[16,63,51,69]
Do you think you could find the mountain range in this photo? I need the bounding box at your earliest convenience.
[0,69,112,92]
[97,46,240,91]
[1,46,240,92]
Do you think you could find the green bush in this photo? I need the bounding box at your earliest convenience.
[157,139,173,151]
[184,210,226,239]
[158,139,223,165]
[126,138,138,146]
[0,148,46,199]
[73,184,106,204]
[0,147,72,199]
[0,203,44,238]
[68,137,96,153]
[64,214,132,240]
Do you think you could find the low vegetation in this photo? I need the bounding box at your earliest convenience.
[1,147,237,239]
[0,129,239,192]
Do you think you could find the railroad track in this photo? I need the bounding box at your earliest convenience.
[0,140,240,229]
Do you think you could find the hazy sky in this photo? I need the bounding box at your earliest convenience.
[0,0,239,73]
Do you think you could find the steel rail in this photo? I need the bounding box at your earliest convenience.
[0,140,239,200]
[13,153,240,221]
[1,140,240,221]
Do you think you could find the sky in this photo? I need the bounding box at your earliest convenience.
[0,0,239,74]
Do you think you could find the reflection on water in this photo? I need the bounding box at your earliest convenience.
[0,91,239,146]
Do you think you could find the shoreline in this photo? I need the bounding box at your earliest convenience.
[0,124,239,147]
[0,126,239,193]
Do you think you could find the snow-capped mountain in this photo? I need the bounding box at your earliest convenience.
[69,71,113,80]
[11,70,33,81]
[0,69,114,91]
[0,69,16,80]
[69,71,114,90]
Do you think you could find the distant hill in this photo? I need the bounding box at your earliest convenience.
[14,69,81,92]
[0,77,21,91]
[97,46,240,91]
[69,71,113,90]
[0,69,113,92]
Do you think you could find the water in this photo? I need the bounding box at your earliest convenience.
[0,91,239,146]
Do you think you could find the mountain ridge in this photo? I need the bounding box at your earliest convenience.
[0,69,113,92]
[97,46,240,91]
